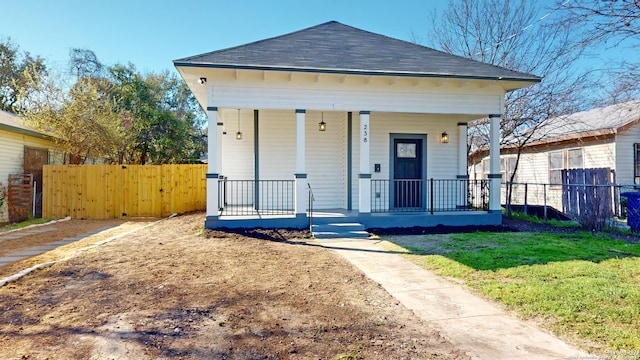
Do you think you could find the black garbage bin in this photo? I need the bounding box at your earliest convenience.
[621,192,640,232]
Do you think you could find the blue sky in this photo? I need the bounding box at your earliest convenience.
[1,0,445,74]
[0,0,634,79]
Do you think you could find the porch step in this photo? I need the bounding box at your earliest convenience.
[311,223,369,239]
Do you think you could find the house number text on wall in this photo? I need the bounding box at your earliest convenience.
[362,124,368,143]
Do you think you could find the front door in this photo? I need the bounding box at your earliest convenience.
[393,138,423,208]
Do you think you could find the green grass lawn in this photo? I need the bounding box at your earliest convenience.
[385,231,640,353]
[0,218,50,232]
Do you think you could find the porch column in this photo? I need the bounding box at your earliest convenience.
[488,114,501,212]
[205,106,220,227]
[217,114,224,181]
[294,109,307,219]
[457,122,468,178]
[457,122,469,208]
[358,111,371,214]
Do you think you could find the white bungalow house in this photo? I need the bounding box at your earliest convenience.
[469,101,640,215]
[174,21,540,230]
[0,110,60,222]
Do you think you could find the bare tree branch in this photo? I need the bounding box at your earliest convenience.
[556,0,640,47]
[429,0,593,207]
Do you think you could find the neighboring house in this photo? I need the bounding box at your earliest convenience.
[174,21,540,229]
[469,101,640,212]
[0,110,60,223]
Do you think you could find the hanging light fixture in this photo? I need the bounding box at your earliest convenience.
[319,111,326,131]
[236,109,242,140]
[440,131,449,143]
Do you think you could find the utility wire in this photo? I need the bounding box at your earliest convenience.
[476,0,570,55]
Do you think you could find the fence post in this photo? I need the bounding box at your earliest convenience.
[524,183,528,215]
[430,178,434,214]
[543,183,548,220]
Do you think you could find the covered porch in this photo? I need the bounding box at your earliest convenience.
[202,108,496,229]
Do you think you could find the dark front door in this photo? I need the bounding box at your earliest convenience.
[393,139,423,208]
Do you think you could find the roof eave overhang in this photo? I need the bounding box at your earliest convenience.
[173,62,542,85]
[0,123,55,140]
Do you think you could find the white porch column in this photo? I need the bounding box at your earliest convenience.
[358,111,371,214]
[294,109,307,218]
[457,122,468,178]
[217,114,224,181]
[457,122,469,208]
[205,106,220,227]
[488,114,502,212]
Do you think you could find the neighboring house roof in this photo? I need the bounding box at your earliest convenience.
[539,100,640,140]
[469,101,640,163]
[174,21,541,83]
[0,110,53,140]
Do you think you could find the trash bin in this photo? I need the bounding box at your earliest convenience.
[621,192,640,232]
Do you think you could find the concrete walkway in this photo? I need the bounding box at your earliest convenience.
[320,238,589,360]
[0,227,113,268]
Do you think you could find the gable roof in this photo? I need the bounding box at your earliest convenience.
[174,21,541,83]
[0,110,53,139]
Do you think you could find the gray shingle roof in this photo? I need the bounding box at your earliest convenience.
[174,21,541,82]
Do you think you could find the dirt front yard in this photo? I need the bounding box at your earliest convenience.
[0,213,468,359]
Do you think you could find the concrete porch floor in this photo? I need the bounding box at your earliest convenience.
[210,208,501,229]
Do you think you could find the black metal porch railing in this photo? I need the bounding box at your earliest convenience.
[371,179,489,213]
[218,179,295,216]
[308,183,315,231]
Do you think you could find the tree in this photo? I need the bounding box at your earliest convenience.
[18,69,124,164]
[16,49,206,165]
[556,0,640,47]
[68,48,103,79]
[0,38,46,112]
[555,0,640,105]
[428,0,591,210]
[107,64,206,164]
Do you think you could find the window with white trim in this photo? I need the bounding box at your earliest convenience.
[481,158,489,179]
[501,156,517,182]
[549,148,584,185]
[480,156,517,181]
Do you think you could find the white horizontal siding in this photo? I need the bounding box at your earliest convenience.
[220,109,256,180]
[257,110,296,180]
[306,111,347,209]
[616,124,640,184]
[220,110,256,206]
[0,129,58,222]
[211,80,503,115]
[583,142,615,169]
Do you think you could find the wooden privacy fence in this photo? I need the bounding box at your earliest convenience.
[561,168,614,222]
[43,164,207,219]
